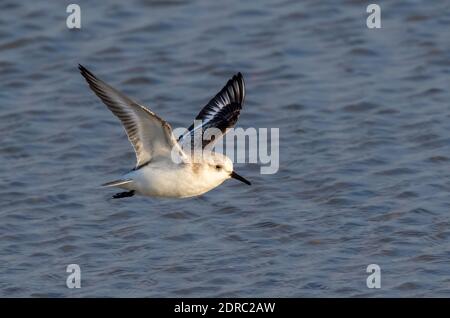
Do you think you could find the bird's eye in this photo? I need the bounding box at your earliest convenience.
[215,165,222,170]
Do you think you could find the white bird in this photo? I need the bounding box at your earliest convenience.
[79,65,251,199]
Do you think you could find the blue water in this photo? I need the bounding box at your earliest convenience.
[1,0,450,297]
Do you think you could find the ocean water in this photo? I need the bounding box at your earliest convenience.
[1,0,450,297]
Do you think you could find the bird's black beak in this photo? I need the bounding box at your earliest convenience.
[230,171,251,186]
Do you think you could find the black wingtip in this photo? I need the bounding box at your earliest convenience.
[78,64,87,76]
[233,72,244,87]
[233,72,245,103]
[233,72,243,82]
[78,64,96,79]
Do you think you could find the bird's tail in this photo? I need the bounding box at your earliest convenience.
[101,179,133,187]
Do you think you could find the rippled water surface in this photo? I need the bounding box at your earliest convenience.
[1,0,450,297]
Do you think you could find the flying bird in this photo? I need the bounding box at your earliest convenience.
[79,65,251,199]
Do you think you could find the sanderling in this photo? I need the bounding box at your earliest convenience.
[79,65,251,199]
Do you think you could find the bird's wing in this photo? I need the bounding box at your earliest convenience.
[79,65,187,169]
[178,73,245,150]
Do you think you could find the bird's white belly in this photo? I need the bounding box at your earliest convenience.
[127,164,223,198]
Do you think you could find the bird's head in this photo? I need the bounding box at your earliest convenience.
[206,153,251,186]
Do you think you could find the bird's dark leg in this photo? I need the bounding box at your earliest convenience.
[112,190,135,199]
